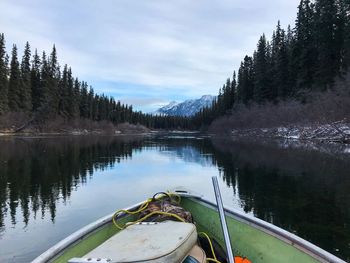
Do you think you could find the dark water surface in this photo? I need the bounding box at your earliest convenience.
[0,134,349,262]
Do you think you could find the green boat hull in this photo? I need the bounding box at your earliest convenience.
[182,198,319,263]
[32,195,344,263]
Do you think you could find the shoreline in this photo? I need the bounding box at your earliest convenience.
[207,121,350,145]
[0,122,154,136]
[2,122,350,146]
[0,128,200,137]
[0,130,156,137]
[231,125,350,144]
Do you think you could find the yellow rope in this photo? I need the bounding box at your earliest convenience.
[112,192,224,263]
[167,190,181,204]
[198,232,218,262]
[112,192,183,230]
[112,198,152,229]
[125,211,186,227]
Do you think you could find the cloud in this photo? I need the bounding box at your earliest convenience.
[0,0,300,112]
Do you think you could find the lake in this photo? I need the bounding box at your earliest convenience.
[0,134,349,262]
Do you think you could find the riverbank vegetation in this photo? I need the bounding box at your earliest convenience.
[193,0,350,135]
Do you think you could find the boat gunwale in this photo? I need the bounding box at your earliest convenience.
[31,192,346,263]
[190,196,346,263]
[31,201,145,263]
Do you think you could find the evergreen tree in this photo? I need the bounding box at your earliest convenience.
[223,78,232,111]
[0,33,9,114]
[275,30,290,98]
[40,46,60,117]
[73,78,81,117]
[67,67,78,118]
[8,45,21,112]
[216,87,225,115]
[340,0,350,72]
[237,62,244,103]
[31,49,42,111]
[237,56,254,104]
[230,71,236,106]
[254,34,271,102]
[58,64,69,117]
[87,87,94,119]
[270,21,284,100]
[20,42,32,111]
[39,51,50,110]
[294,0,317,90]
[286,25,298,95]
[114,100,121,124]
[314,0,340,89]
[79,82,88,118]
[47,45,60,114]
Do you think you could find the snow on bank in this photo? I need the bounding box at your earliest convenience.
[232,121,350,144]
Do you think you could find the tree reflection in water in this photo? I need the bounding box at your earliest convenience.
[210,138,350,259]
[0,135,349,260]
[0,136,143,229]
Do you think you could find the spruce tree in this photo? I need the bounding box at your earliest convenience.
[254,35,271,102]
[237,56,254,104]
[294,0,317,91]
[31,49,42,111]
[58,64,69,117]
[230,71,236,106]
[47,45,60,115]
[270,21,285,100]
[67,67,78,118]
[216,87,225,115]
[286,25,298,95]
[8,45,21,112]
[314,0,340,89]
[223,78,232,111]
[97,95,104,121]
[87,87,94,119]
[341,0,350,72]
[276,30,290,98]
[0,33,9,114]
[237,62,244,103]
[40,51,50,109]
[20,42,32,112]
[79,82,88,118]
[74,78,81,117]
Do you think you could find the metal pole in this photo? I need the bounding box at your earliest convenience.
[212,176,235,263]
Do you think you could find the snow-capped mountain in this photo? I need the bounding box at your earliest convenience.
[154,95,215,117]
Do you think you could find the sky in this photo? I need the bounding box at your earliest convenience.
[0,0,300,112]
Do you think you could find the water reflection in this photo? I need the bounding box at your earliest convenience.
[211,138,350,260]
[0,136,143,229]
[0,135,349,262]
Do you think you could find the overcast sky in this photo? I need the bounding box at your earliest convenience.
[0,0,299,112]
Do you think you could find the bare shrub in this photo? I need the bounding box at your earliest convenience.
[116,122,150,133]
[209,87,350,134]
[0,112,31,132]
[42,118,116,134]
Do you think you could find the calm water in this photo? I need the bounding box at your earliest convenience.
[0,134,349,262]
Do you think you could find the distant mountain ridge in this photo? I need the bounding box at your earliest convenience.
[154,95,215,117]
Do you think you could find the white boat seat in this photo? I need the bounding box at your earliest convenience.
[69,220,198,263]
